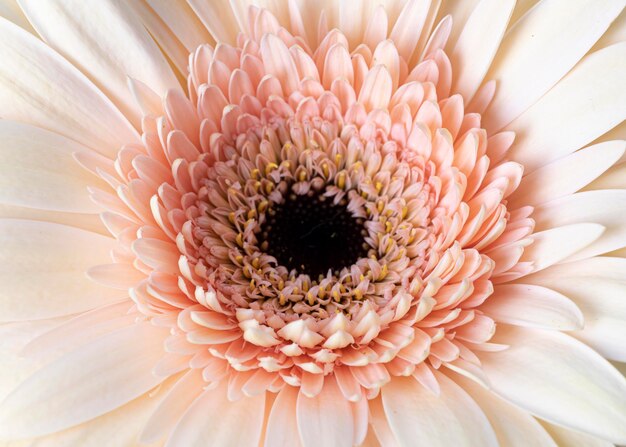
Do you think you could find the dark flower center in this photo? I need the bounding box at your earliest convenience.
[258,190,368,278]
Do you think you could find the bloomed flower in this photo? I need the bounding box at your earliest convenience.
[0,1,626,446]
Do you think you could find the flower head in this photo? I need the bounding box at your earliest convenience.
[1,1,625,446]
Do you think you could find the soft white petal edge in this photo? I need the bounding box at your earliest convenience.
[479,325,626,444]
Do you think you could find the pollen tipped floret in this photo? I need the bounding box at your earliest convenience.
[102,5,533,399]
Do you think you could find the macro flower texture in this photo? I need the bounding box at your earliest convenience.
[1,0,626,445]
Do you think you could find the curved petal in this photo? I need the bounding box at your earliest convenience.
[0,219,123,322]
[483,0,624,133]
[297,376,354,447]
[0,203,107,235]
[145,0,214,52]
[264,385,303,447]
[509,141,625,208]
[482,284,584,331]
[0,120,105,213]
[520,223,605,273]
[506,42,626,173]
[533,190,626,260]
[450,0,515,101]
[540,422,613,447]
[523,272,626,362]
[0,18,138,157]
[452,373,557,447]
[0,322,169,438]
[165,380,265,447]
[480,325,626,444]
[19,0,179,125]
[381,374,498,447]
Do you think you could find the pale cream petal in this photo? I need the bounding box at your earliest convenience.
[140,369,204,445]
[591,7,626,52]
[508,0,540,26]
[452,373,557,447]
[388,0,431,62]
[165,381,265,447]
[0,322,169,439]
[437,0,480,52]
[0,0,34,33]
[0,204,107,236]
[520,223,605,273]
[0,18,139,157]
[506,42,626,173]
[264,385,303,447]
[381,374,498,447]
[482,284,583,331]
[509,141,625,208]
[525,256,626,283]
[586,158,626,190]
[297,377,354,447]
[0,219,122,322]
[480,325,626,444]
[145,0,214,51]
[18,0,180,126]
[27,381,178,447]
[523,272,626,362]
[127,1,189,76]
[450,0,515,102]
[0,121,105,213]
[20,301,136,365]
[533,190,626,260]
[540,422,612,447]
[0,317,68,403]
[483,0,624,133]
[187,0,240,44]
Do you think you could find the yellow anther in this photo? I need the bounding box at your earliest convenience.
[377,200,384,213]
[265,182,274,195]
[283,161,291,169]
[228,212,236,224]
[337,172,346,190]
[353,289,363,300]
[359,274,365,282]
[258,200,269,213]
[402,206,409,219]
[293,287,300,294]
[243,265,251,278]
[318,287,326,299]
[334,154,343,166]
[235,255,244,264]
[253,181,262,192]
[332,290,341,301]
[252,258,260,269]
[307,292,315,306]
[249,279,256,289]
[408,229,417,244]
[278,279,285,290]
[247,209,257,220]
[298,170,307,182]
[375,181,383,193]
[279,293,286,305]
[379,264,389,280]
[385,221,393,233]
[250,168,260,180]
[322,163,329,178]
[265,162,279,176]
[236,233,244,247]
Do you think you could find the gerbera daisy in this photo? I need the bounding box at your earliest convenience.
[1,0,625,446]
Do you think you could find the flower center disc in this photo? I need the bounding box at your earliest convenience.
[258,190,368,278]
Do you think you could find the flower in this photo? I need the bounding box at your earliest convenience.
[0,0,625,445]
